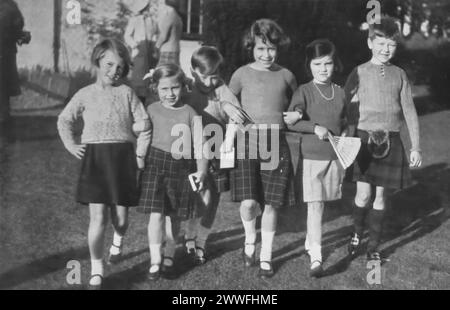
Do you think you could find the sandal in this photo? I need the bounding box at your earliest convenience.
[242,243,256,267]
[309,260,323,278]
[107,244,122,265]
[161,257,177,280]
[147,264,161,281]
[88,274,103,290]
[258,261,274,279]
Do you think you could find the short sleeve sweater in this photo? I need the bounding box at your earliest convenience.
[147,102,199,158]
[344,61,420,151]
[287,81,345,160]
[229,64,297,128]
[57,83,151,157]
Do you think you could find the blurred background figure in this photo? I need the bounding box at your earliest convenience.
[0,0,30,135]
[155,0,183,66]
[124,0,158,103]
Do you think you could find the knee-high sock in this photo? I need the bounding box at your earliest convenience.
[368,209,386,252]
[352,202,369,236]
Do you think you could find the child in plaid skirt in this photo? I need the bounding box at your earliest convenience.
[344,16,422,262]
[137,64,208,280]
[228,19,298,278]
[182,46,247,265]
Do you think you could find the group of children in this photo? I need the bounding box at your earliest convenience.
[57,16,422,289]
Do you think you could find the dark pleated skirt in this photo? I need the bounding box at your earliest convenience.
[76,143,139,206]
[352,130,412,189]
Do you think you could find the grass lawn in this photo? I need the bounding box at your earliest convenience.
[0,88,449,290]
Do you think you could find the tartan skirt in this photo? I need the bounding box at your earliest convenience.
[157,51,180,66]
[76,143,139,206]
[209,159,230,193]
[137,147,195,219]
[352,130,412,189]
[230,133,297,209]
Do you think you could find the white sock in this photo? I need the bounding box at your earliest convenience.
[109,232,124,255]
[90,259,104,285]
[260,230,275,270]
[309,244,322,265]
[149,243,162,266]
[196,224,210,250]
[163,240,176,264]
[241,217,257,256]
[304,234,310,253]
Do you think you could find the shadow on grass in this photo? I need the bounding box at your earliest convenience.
[270,163,450,278]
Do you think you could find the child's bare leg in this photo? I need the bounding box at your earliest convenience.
[148,213,164,272]
[260,204,277,270]
[240,199,259,257]
[307,202,324,265]
[184,188,212,252]
[368,186,387,255]
[109,205,128,257]
[88,203,108,285]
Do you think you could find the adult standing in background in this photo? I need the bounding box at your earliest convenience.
[155,0,183,66]
[0,0,30,132]
[124,0,158,103]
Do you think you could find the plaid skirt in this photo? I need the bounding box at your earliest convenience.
[230,133,297,208]
[352,130,412,189]
[137,147,195,219]
[76,143,138,206]
[209,159,230,193]
[157,51,180,66]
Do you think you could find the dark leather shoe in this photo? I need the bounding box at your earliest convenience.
[367,251,381,262]
[258,261,274,279]
[107,244,122,265]
[194,247,207,265]
[309,261,323,278]
[88,274,103,290]
[147,265,161,281]
[242,246,256,267]
[161,257,177,280]
[348,233,361,257]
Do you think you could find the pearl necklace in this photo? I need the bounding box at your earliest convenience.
[313,81,334,101]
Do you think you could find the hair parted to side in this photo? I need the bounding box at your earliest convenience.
[243,19,290,53]
[91,38,132,78]
[368,16,401,41]
[150,63,187,87]
[304,39,343,77]
[191,46,224,75]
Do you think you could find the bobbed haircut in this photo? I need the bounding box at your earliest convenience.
[243,19,290,53]
[191,46,224,75]
[304,39,343,77]
[152,63,187,87]
[91,38,131,78]
[369,16,401,41]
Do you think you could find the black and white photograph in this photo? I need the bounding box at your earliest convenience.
[0,0,449,292]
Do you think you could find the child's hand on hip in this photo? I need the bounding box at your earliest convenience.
[283,111,303,125]
[314,125,329,140]
[68,144,86,159]
[410,151,422,168]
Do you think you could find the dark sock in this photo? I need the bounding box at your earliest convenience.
[368,209,386,252]
[352,203,369,236]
